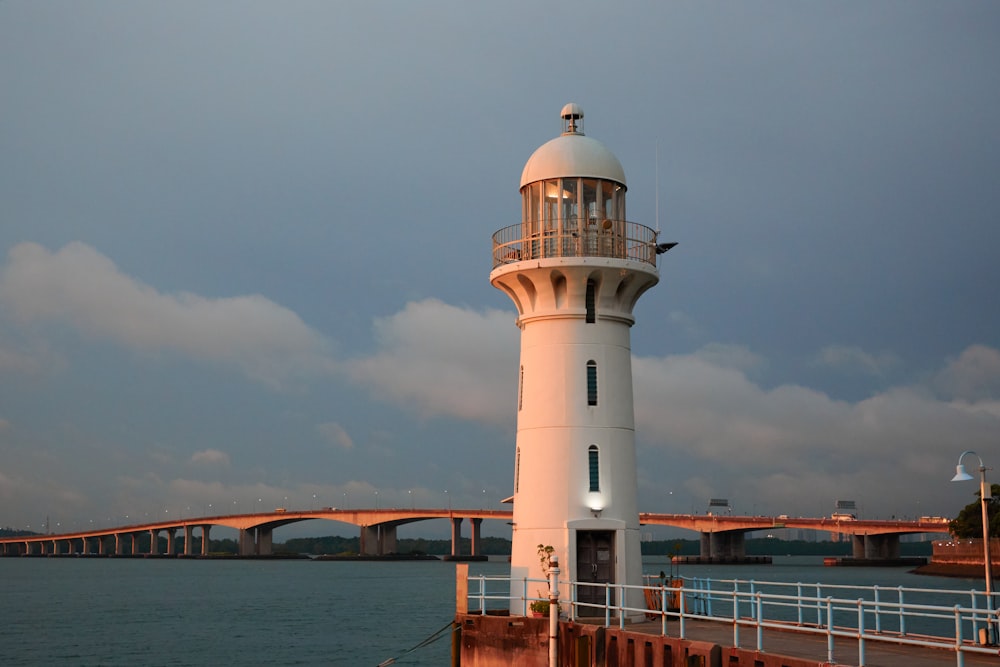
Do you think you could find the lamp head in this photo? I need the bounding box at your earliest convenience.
[952,464,975,483]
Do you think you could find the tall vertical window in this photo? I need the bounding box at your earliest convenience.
[515,448,521,493]
[585,279,596,323]
[586,361,598,406]
[518,365,524,411]
[588,445,600,492]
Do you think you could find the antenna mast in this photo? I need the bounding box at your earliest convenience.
[655,139,660,234]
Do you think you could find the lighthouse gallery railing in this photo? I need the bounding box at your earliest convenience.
[491,219,659,269]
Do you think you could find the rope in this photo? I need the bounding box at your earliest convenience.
[376,620,458,666]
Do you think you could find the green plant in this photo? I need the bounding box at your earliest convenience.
[537,544,554,575]
[529,599,549,614]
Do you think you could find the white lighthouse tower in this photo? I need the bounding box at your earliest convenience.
[491,104,670,617]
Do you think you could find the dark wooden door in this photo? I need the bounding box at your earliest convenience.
[576,530,614,608]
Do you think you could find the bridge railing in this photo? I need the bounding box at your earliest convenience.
[465,573,1000,666]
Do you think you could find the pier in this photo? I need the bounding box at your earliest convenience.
[456,565,1000,666]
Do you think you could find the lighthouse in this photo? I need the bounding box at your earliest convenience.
[491,104,669,617]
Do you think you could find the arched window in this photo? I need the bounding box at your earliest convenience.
[585,279,596,323]
[586,360,598,406]
[588,445,600,492]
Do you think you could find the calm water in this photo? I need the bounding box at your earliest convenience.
[0,556,981,666]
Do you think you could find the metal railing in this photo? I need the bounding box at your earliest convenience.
[490,220,660,269]
[464,573,1000,666]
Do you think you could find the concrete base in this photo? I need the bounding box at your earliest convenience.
[456,613,837,667]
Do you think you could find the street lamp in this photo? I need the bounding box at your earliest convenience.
[952,450,994,644]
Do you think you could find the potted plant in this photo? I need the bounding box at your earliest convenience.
[530,545,557,617]
[529,598,550,617]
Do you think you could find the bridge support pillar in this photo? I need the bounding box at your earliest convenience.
[257,527,272,556]
[166,529,176,556]
[471,518,482,556]
[238,529,255,556]
[150,529,160,555]
[451,518,463,557]
[359,525,396,555]
[380,525,396,554]
[853,534,900,560]
[360,526,378,555]
[114,533,124,555]
[201,525,210,556]
[700,531,746,561]
[852,535,865,559]
[131,533,140,555]
[183,526,193,556]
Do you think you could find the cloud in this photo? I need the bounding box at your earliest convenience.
[935,345,1000,401]
[811,345,899,376]
[346,298,519,424]
[633,344,1000,514]
[316,422,355,450]
[0,242,336,387]
[692,343,764,373]
[190,449,230,466]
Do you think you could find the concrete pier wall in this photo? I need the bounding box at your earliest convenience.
[455,613,828,667]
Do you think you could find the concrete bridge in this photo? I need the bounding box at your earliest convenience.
[0,508,512,558]
[0,510,950,560]
[639,513,952,561]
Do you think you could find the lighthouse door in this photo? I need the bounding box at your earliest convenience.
[576,531,615,609]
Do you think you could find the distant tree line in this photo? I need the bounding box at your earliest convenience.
[949,483,1000,538]
[271,536,933,557]
[277,535,513,556]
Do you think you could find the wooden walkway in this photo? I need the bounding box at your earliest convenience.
[619,616,1000,666]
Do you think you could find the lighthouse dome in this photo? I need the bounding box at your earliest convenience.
[520,104,626,188]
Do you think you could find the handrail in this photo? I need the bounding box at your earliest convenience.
[490,219,660,269]
[465,574,1000,665]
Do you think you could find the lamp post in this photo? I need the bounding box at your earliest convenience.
[952,450,994,644]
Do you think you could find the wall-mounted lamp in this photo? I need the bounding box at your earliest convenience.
[590,505,603,518]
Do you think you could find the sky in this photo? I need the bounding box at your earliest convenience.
[2,2,999,540]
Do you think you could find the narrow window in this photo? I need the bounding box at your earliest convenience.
[518,365,524,411]
[515,448,521,493]
[588,445,600,492]
[585,279,596,323]
[586,361,598,406]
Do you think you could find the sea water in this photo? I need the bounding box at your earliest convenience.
[0,556,980,666]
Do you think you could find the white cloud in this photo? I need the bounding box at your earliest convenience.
[346,298,518,424]
[316,422,355,450]
[0,242,335,387]
[935,345,1000,401]
[190,449,230,466]
[692,343,764,373]
[633,345,1000,515]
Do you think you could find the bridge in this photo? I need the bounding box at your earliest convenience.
[0,510,950,560]
[639,513,952,562]
[0,508,511,558]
